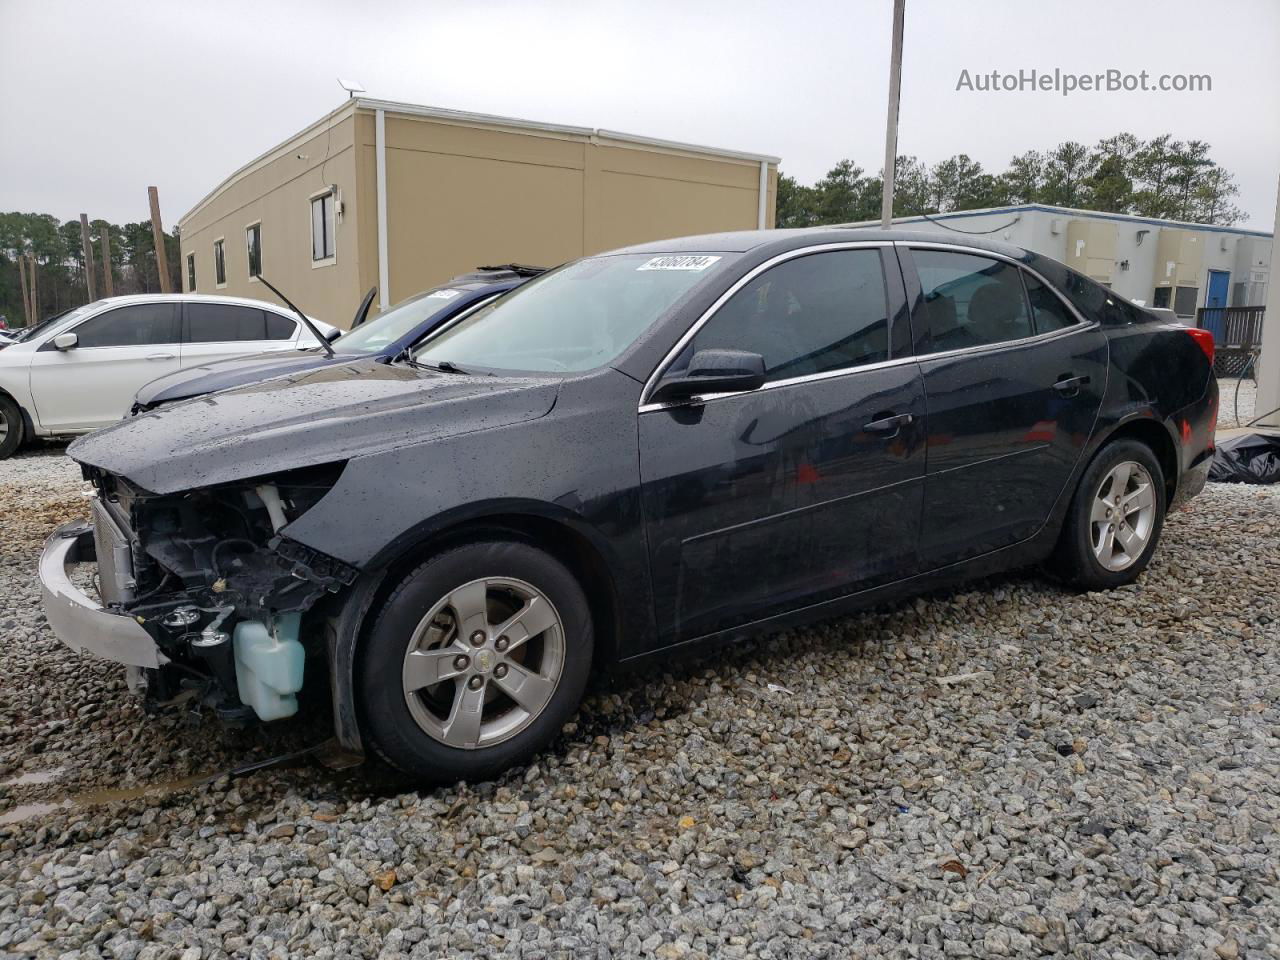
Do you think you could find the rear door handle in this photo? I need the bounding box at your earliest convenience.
[146,353,176,361]
[863,413,913,436]
[1052,374,1090,395]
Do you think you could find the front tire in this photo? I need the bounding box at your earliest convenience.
[357,540,593,783]
[0,395,24,460]
[1053,439,1166,590]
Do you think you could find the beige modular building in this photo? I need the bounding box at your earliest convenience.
[178,99,779,327]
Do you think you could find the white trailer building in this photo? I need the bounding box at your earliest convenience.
[849,204,1272,319]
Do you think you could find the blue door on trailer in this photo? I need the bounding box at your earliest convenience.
[1206,270,1230,308]
[1202,270,1231,341]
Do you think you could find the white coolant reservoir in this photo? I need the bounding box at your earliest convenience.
[233,613,305,721]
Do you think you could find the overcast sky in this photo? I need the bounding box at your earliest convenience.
[2,0,1277,228]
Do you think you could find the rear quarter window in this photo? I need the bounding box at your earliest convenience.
[1051,266,1151,326]
[265,313,295,339]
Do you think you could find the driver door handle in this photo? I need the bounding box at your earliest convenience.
[1052,374,1090,396]
[863,413,913,436]
[146,353,176,361]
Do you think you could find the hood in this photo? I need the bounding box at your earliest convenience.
[71,359,561,494]
[133,349,347,407]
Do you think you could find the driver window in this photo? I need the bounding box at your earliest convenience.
[674,250,889,383]
[71,303,180,348]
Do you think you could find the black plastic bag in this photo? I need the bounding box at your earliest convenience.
[1208,432,1280,484]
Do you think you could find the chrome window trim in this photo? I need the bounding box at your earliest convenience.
[907,314,1099,365]
[638,241,892,409]
[638,353,919,413]
[638,239,1099,414]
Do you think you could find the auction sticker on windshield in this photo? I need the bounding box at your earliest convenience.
[637,255,721,271]
[426,289,462,299]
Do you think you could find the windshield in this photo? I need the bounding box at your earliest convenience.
[15,304,94,342]
[414,254,722,373]
[335,288,485,355]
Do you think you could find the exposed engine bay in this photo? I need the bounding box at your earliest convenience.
[82,462,357,724]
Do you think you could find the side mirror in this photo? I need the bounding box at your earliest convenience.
[650,348,766,404]
[52,332,79,351]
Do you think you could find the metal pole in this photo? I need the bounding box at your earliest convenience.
[880,0,906,228]
[79,214,97,300]
[1254,173,1280,427]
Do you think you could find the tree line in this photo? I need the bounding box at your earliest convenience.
[777,133,1245,229]
[0,212,181,328]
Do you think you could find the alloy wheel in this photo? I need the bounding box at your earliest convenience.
[401,576,565,749]
[1090,460,1157,572]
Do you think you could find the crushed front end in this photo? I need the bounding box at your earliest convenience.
[39,463,356,724]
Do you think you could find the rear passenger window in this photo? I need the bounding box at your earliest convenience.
[72,303,179,347]
[912,250,1032,351]
[1023,272,1077,333]
[265,313,295,340]
[682,250,889,383]
[186,303,272,342]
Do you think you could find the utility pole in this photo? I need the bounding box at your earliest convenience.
[79,213,97,301]
[880,0,907,228]
[98,223,114,297]
[18,252,31,325]
[148,186,173,293]
[27,256,38,322]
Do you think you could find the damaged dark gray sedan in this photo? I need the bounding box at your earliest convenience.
[40,229,1217,782]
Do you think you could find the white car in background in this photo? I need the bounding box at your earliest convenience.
[0,294,337,458]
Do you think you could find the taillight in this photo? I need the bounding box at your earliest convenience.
[1185,327,1214,366]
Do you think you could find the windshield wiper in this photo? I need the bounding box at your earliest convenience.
[391,346,469,374]
[256,275,336,358]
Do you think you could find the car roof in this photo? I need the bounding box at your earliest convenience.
[87,293,306,313]
[605,226,1031,261]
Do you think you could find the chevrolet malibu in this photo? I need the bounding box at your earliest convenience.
[40,229,1217,782]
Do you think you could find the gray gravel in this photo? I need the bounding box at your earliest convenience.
[1217,379,1257,430]
[2,445,1278,959]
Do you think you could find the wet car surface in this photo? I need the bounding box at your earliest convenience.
[39,228,1216,784]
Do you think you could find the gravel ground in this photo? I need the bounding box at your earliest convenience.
[1217,379,1257,430]
[1,445,1278,959]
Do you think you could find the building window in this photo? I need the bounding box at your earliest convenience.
[246,222,262,279]
[213,238,226,287]
[311,190,336,262]
[1173,286,1198,317]
[186,253,196,292]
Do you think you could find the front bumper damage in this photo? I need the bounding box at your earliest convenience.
[38,469,358,727]
[39,521,167,670]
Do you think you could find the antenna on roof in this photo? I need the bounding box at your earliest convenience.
[337,78,365,99]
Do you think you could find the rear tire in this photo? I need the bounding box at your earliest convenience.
[1052,439,1166,590]
[357,540,593,783]
[0,396,24,460]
